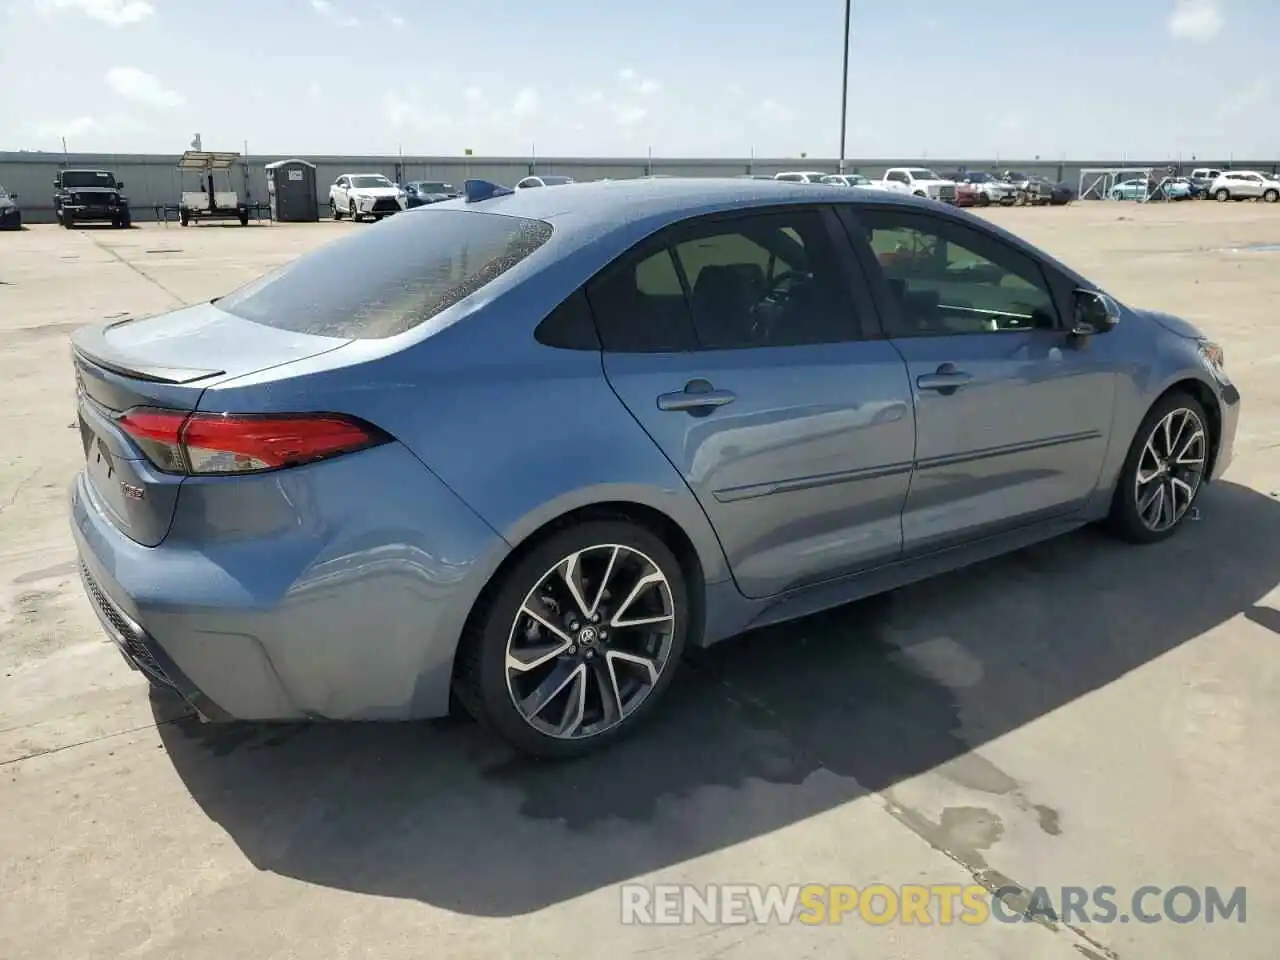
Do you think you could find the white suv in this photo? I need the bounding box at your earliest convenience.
[1209,170,1280,203]
[774,171,830,183]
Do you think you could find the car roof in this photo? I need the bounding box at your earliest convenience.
[431,176,929,244]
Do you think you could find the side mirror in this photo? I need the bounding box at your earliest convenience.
[116,181,124,190]
[1071,289,1121,336]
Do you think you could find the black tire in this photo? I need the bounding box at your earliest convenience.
[1264,189,1279,204]
[978,194,991,207]
[1105,391,1211,545]
[453,519,690,759]
[349,200,360,222]
[330,199,342,220]
[1215,188,1230,202]
[62,212,75,229]
[239,210,249,226]
[179,209,190,226]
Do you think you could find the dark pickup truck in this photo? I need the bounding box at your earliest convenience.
[54,169,132,228]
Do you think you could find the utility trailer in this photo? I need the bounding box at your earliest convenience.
[173,150,256,226]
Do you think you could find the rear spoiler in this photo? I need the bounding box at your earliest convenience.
[70,320,226,385]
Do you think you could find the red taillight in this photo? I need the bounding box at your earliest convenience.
[117,408,387,475]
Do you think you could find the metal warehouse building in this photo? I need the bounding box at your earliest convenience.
[3,150,1276,223]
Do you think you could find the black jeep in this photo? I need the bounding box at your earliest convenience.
[53,169,131,228]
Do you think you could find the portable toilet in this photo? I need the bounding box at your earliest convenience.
[264,159,318,222]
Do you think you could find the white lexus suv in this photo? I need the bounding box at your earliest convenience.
[329,173,407,221]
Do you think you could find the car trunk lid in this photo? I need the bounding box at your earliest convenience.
[72,303,352,546]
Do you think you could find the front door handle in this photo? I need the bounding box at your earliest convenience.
[916,363,972,395]
[657,379,737,414]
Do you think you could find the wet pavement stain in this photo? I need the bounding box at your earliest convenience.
[1034,803,1063,836]
[12,560,78,586]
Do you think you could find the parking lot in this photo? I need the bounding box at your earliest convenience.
[2,202,1279,959]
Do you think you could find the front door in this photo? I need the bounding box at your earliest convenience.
[844,205,1118,555]
[588,206,916,599]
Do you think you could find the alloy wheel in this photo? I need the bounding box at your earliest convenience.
[1133,407,1207,533]
[505,543,677,741]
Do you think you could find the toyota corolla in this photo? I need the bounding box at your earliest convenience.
[70,178,1240,758]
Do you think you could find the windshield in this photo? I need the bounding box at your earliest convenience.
[540,176,573,186]
[849,175,871,184]
[966,172,993,182]
[217,209,553,339]
[907,169,941,180]
[350,175,393,189]
[419,182,453,193]
[61,170,116,188]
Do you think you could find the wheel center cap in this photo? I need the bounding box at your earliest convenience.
[577,626,598,646]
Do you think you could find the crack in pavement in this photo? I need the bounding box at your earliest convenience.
[79,231,187,306]
[708,668,1122,960]
[0,711,195,767]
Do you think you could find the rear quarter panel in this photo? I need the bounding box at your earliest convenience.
[199,241,735,588]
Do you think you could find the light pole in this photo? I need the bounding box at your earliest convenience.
[838,0,851,173]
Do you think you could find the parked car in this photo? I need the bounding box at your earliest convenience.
[936,175,981,207]
[1168,176,1204,199]
[329,173,406,221]
[1209,170,1280,203]
[1109,178,1152,201]
[1110,178,1192,202]
[515,175,575,189]
[998,171,1054,205]
[879,167,958,203]
[1189,167,1223,196]
[820,174,877,188]
[403,181,458,207]
[0,185,20,229]
[68,177,1239,758]
[53,168,131,228]
[945,171,1018,206]
[775,171,831,183]
[1049,181,1075,205]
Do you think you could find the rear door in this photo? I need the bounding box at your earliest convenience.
[589,205,916,600]
[839,203,1117,555]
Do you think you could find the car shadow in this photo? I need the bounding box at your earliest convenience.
[155,479,1280,917]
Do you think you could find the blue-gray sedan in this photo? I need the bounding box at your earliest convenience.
[69,177,1240,757]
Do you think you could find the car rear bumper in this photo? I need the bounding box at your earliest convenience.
[69,442,510,722]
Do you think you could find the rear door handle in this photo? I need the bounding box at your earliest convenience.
[916,364,972,394]
[657,379,737,414]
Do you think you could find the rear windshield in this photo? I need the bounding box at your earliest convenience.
[216,209,553,339]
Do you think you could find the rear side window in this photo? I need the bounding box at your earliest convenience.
[216,210,553,339]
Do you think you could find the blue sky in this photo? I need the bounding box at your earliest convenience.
[1,0,1275,159]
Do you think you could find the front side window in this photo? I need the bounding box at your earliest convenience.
[855,208,1059,337]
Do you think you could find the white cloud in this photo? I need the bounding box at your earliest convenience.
[577,90,605,106]
[612,104,649,127]
[310,0,359,27]
[1168,0,1223,41]
[510,88,539,121]
[617,67,661,96]
[1218,78,1270,116]
[756,98,793,124]
[379,5,403,26]
[464,87,485,105]
[36,116,98,138]
[727,83,743,97]
[105,67,184,107]
[35,0,153,26]
[383,89,450,132]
